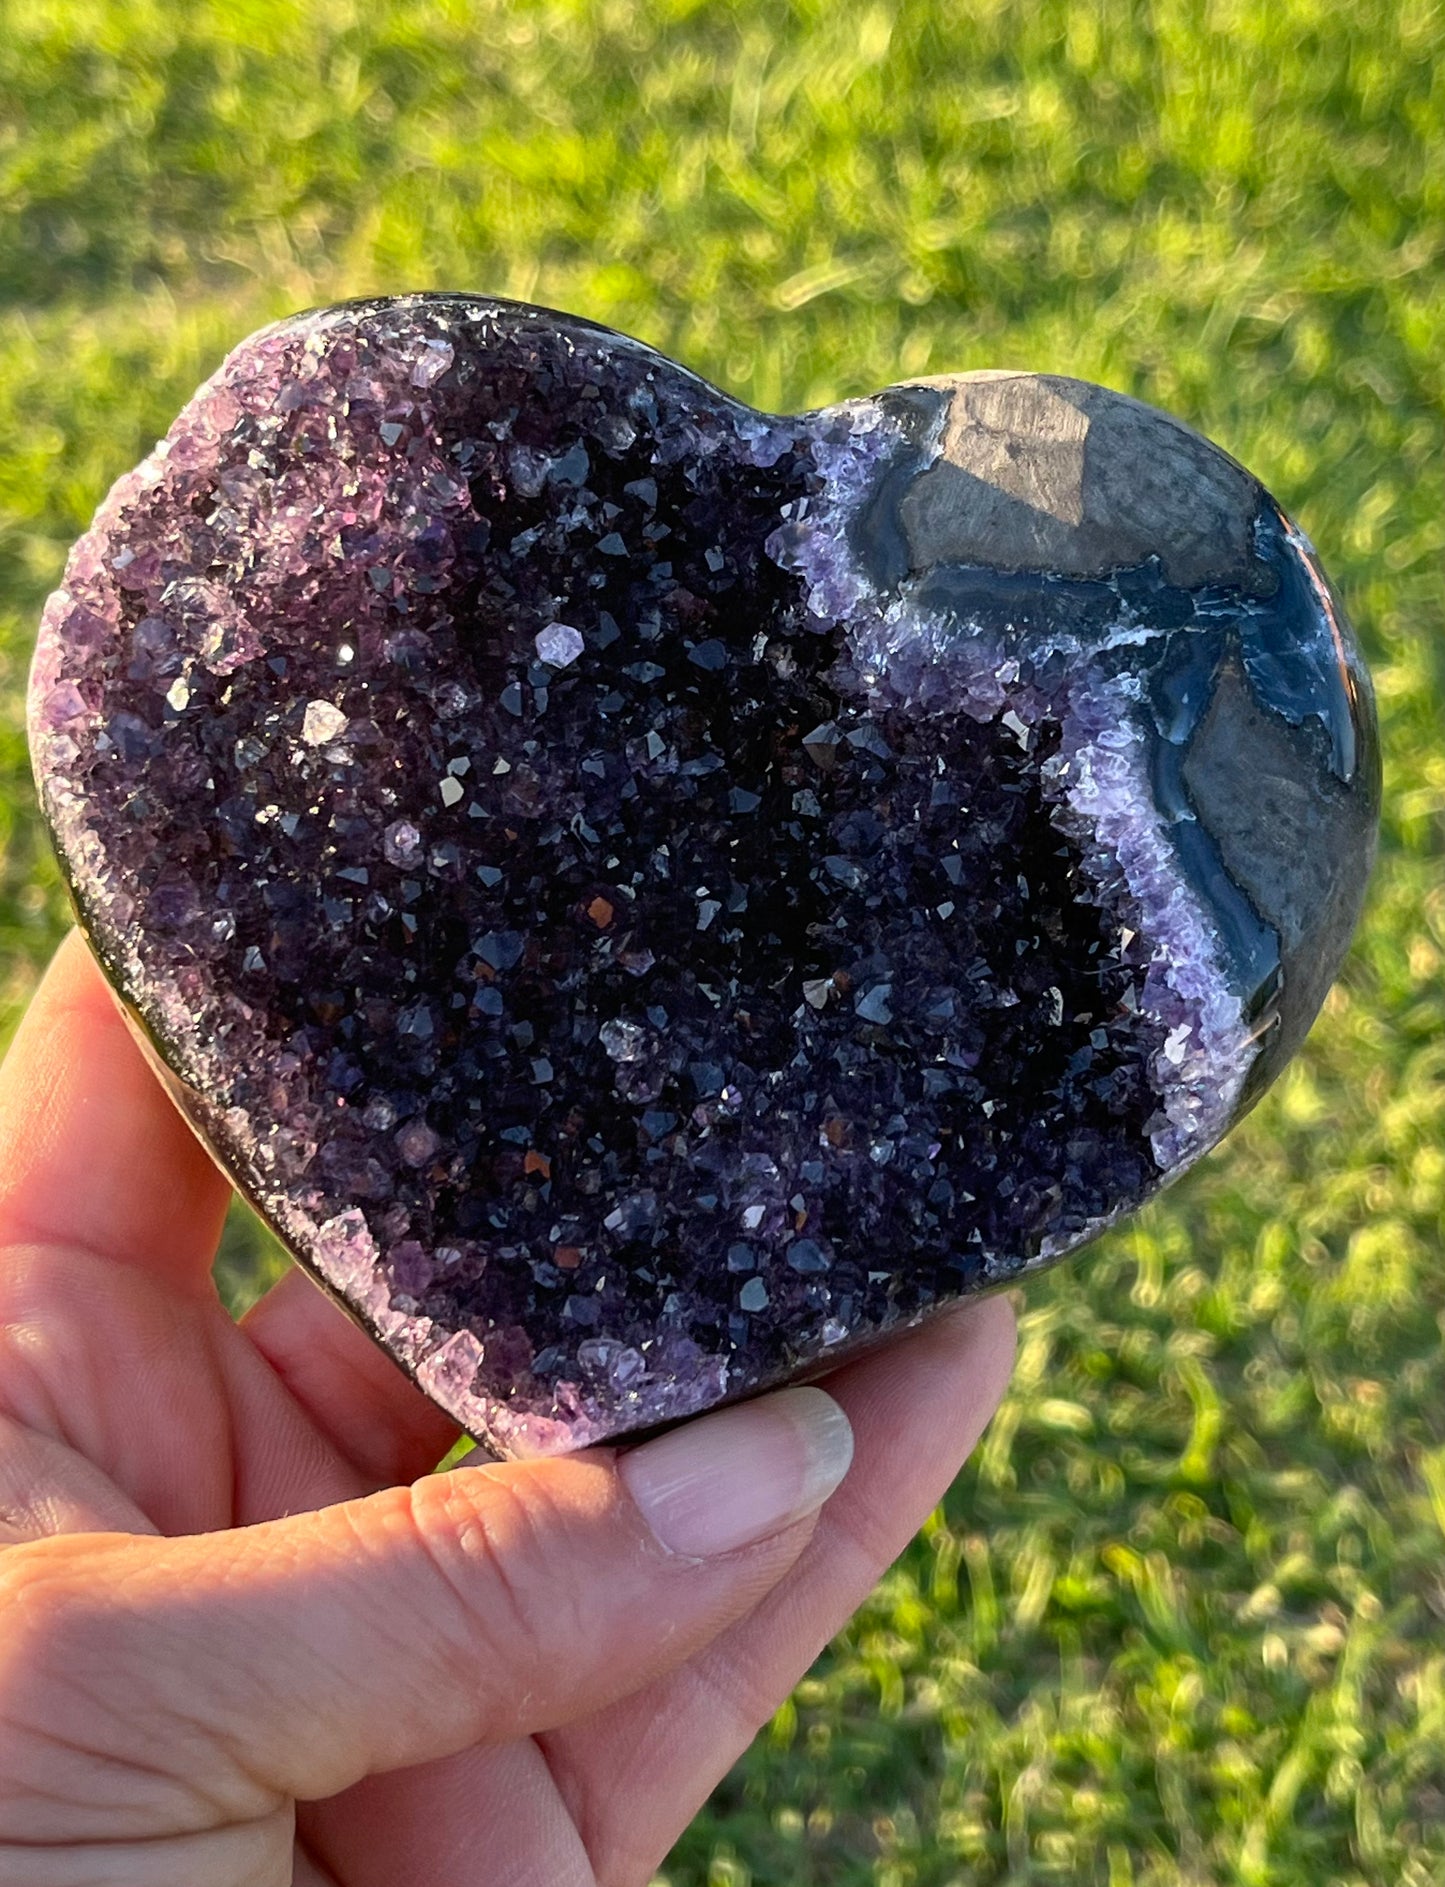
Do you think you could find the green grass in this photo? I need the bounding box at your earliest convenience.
[2,2,1444,1879]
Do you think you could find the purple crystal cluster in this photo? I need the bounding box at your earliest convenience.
[30,297,1378,1454]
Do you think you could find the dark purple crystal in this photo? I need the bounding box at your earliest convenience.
[29,297,1378,1455]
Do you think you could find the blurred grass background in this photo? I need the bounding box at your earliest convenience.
[2,1,1444,1879]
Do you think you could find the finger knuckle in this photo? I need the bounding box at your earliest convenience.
[0,1539,94,1684]
[0,1541,110,1802]
[401,1469,590,1688]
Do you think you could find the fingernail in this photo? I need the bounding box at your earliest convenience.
[620,1386,854,1557]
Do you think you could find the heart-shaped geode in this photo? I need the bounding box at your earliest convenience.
[29,296,1378,1456]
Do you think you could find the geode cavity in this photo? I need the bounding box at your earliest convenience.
[28,296,1379,1455]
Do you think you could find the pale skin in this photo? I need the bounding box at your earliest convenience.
[0,932,1017,1887]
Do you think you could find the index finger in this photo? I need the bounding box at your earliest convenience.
[0,931,231,1289]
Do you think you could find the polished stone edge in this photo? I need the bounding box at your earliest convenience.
[892,371,1264,590]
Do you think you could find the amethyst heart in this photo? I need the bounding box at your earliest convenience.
[29,296,1378,1456]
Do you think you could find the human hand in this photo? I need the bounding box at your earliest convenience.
[0,932,1016,1886]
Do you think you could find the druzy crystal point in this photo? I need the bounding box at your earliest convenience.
[29,296,1379,1456]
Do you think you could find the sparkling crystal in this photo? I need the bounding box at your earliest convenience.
[301,700,348,746]
[535,622,585,669]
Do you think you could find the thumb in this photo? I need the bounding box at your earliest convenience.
[0,1387,852,1836]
